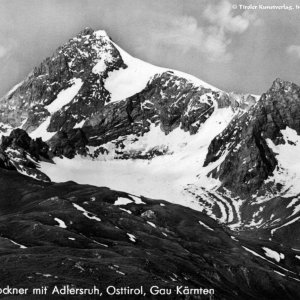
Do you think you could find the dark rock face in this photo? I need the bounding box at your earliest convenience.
[0,169,299,300]
[0,129,51,181]
[78,71,220,151]
[203,78,300,197]
[49,129,88,159]
[139,72,215,134]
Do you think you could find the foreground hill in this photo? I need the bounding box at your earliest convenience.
[0,168,299,299]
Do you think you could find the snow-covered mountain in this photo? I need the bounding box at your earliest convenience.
[0,27,299,242]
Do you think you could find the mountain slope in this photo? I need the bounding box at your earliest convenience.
[0,168,300,300]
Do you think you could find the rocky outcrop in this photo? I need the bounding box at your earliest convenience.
[49,129,88,159]
[203,78,300,197]
[0,129,51,181]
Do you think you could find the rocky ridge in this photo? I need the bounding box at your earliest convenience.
[0,129,51,181]
[204,78,300,196]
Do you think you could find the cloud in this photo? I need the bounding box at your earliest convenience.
[0,45,8,58]
[203,0,254,33]
[151,16,205,53]
[0,39,17,60]
[286,45,300,59]
[149,0,259,62]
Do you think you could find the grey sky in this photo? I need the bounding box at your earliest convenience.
[0,0,300,96]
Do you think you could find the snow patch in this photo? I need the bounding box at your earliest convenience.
[54,217,67,229]
[7,238,27,249]
[147,221,156,228]
[274,270,286,277]
[198,220,214,231]
[114,197,133,206]
[243,246,295,275]
[127,233,136,242]
[45,78,83,113]
[129,195,145,204]
[73,119,85,129]
[72,203,101,221]
[119,208,132,214]
[262,247,284,262]
[265,127,300,197]
[29,117,56,141]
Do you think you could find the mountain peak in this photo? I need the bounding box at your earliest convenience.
[78,26,95,36]
[94,29,109,38]
[270,77,298,93]
[75,27,109,40]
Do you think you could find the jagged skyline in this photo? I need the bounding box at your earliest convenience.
[0,0,300,96]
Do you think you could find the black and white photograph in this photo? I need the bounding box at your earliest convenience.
[0,0,300,299]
